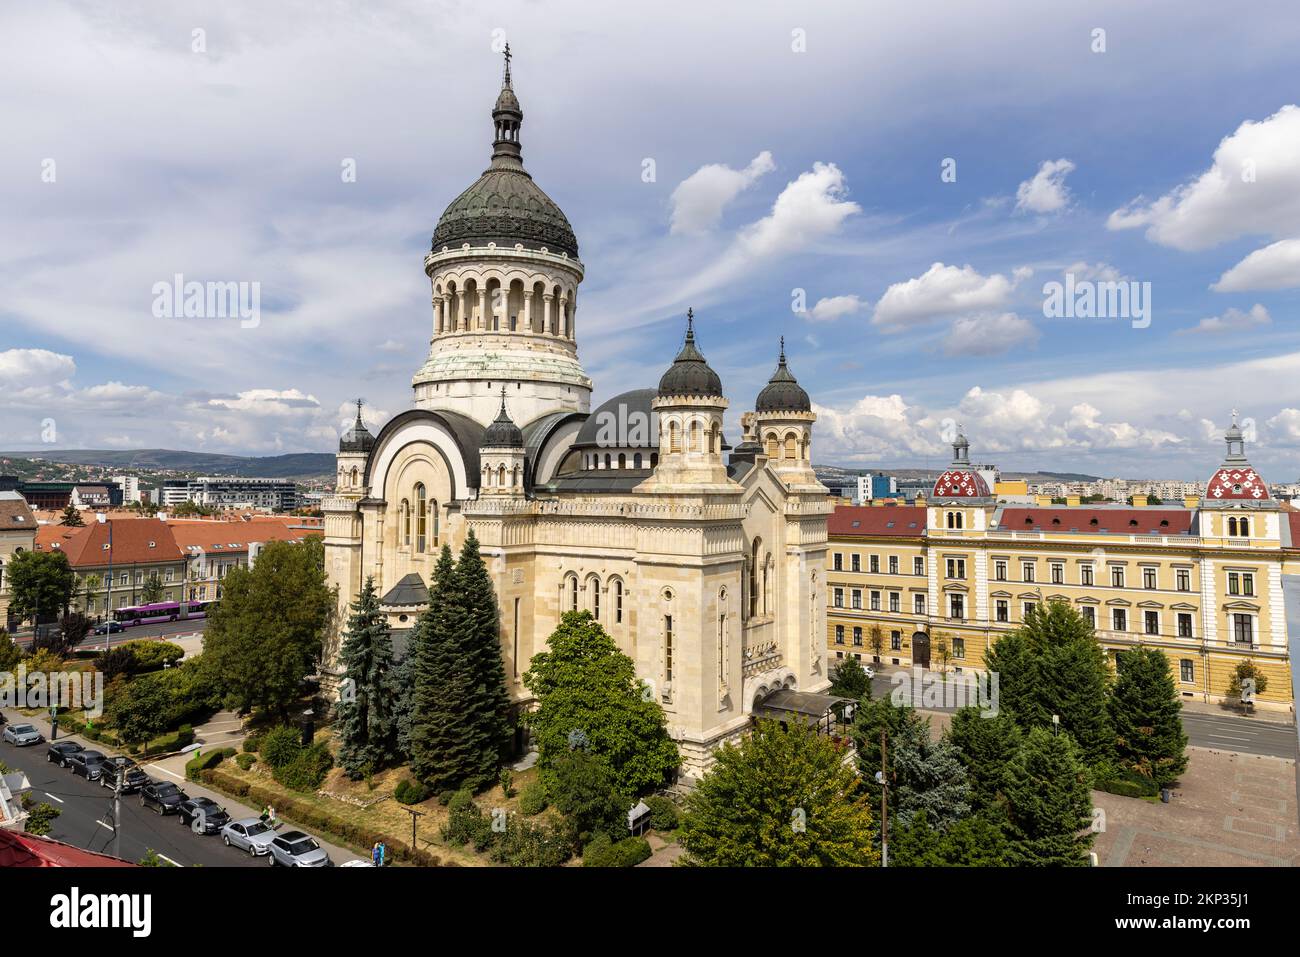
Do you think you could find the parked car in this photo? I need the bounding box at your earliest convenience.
[863,665,876,680]
[99,757,149,793]
[220,818,278,857]
[140,781,188,815]
[93,621,125,636]
[46,741,85,767]
[3,724,44,746]
[178,797,230,835]
[266,830,331,867]
[68,750,109,781]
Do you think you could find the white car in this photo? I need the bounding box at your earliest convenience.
[220,817,278,856]
[863,665,876,680]
[3,723,44,746]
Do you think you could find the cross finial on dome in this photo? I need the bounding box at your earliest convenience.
[685,308,695,342]
[779,336,786,362]
[503,43,512,86]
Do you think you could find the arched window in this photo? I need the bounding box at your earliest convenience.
[350,467,359,487]
[690,420,701,452]
[613,579,624,624]
[1228,517,1238,536]
[633,453,642,469]
[1240,516,1250,537]
[670,421,681,452]
[568,574,579,612]
[618,453,626,469]
[416,484,427,552]
[401,499,411,546]
[784,433,797,459]
[589,576,601,620]
[498,464,506,486]
[749,537,762,618]
[763,553,771,615]
[765,433,778,458]
[432,499,440,546]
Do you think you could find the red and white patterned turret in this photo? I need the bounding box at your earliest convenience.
[1205,411,1270,503]
[932,429,991,498]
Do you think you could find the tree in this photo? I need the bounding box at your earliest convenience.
[1001,726,1094,866]
[336,576,400,778]
[454,530,513,780]
[868,624,884,662]
[139,574,164,605]
[22,796,62,836]
[201,537,332,717]
[549,748,629,849]
[679,719,878,867]
[851,691,924,809]
[934,631,952,673]
[945,706,1022,813]
[7,549,76,626]
[523,611,678,796]
[80,574,102,616]
[829,656,872,700]
[1227,658,1269,700]
[891,809,1009,867]
[0,629,21,673]
[1109,646,1187,787]
[60,504,84,527]
[107,671,174,746]
[890,716,970,830]
[985,601,1113,767]
[409,546,481,790]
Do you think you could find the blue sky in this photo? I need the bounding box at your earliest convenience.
[2,0,1299,481]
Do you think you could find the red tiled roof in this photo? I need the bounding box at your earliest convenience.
[0,828,135,867]
[829,505,927,537]
[35,519,184,566]
[1206,464,1269,501]
[168,520,315,552]
[996,507,1194,535]
[932,469,990,498]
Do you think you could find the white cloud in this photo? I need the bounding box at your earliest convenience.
[0,348,76,389]
[872,262,1022,330]
[1212,238,1300,291]
[1015,158,1076,214]
[807,294,866,322]
[669,151,775,235]
[1179,303,1271,335]
[1064,261,1125,283]
[941,312,1040,356]
[1107,104,1300,251]
[205,388,323,417]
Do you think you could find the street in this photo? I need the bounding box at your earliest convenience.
[15,618,208,653]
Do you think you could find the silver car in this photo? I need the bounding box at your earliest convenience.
[3,724,44,746]
[266,830,331,867]
[220,817,278,857]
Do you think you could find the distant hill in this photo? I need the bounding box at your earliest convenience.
[815,465,1103,484]
[0,449,336,480]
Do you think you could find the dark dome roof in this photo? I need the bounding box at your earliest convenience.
[755,341,810,413]
[339,403,375,453]
[658,313,723,399]
[483,392,524,448]
[575,389,659,447]
[431,55,578,258]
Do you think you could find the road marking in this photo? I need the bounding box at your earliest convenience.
[1208,733,1252,741]
[96,820,115,832]
[147,764,185,781]
[156,853,182,867]
[43,792,64,804]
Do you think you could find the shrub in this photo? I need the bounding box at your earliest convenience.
[518,781,548,817]
[235,753,256,771]
[221,747,237,758]
[645,795,680,832]
[447,788,476,813]
[499,768,514,799]
[489,816,571,867]
[436,789,456,806]
[582,835,652,868]
[121,640,185,672]
[442,794,496,851]
[242,735,261,754]
[260,725,302,770]
[1096,768,1161,799]
[273,741,333,792]
[395,779,430,805]
[186,750,226,781]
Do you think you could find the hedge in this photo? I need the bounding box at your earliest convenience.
[202,767,446,867]
[1096,768,1162,799]
[518,781,548,817]
[186,750,226,781]
[582,834,652,868]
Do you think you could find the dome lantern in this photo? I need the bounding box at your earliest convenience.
[755,337,811,413]
[658,309,724,399]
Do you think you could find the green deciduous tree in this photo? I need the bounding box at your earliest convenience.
[549,748,629,849]
[679,719,878,867]
[201,537,332,718]
[1227,658,1269,699]
[1001,726,1094,867]
[523,610,678,796]
[139,574,164,605]
[107,671,175,746]
[336,576,400,778]
[985,601,1113,767]
[8,549,75,625]
[829,656,873,700]
[0,629,21,673]
[1109,646,1188,787]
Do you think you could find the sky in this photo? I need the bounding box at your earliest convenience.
[2,0,1299,481]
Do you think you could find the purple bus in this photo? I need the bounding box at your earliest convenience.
[113,600,214,626]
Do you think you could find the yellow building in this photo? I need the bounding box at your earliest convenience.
[827,420,1295,710]
[0,492,38,631]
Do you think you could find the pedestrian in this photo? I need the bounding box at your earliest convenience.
[259,804,270,823]
[371,842,381,865]
[378,841,386,867]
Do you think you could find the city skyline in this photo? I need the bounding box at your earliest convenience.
[3,1,1300,481]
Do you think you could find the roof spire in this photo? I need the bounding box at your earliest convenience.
[491,47,523,168]
[686,307,695,341]
[503,42,512,87]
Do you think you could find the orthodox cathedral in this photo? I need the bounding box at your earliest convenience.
[322,52,832,777]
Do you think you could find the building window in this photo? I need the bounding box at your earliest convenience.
[914,557,924,576]
[994,560,1007,581]
[1180,659,1195,683]
[913,594,925,615]
[946,558,965,579]
[996,599,1009,622]
[852,627,863,647]
[1023,601,1037,619]
[833,553,843,571]
[850,554,860,573]
[1176,569,1190,591]
[833,588,844,608]
[888,556,898,575]
[569,575,578,612]
[415,484,427,553]
[1144,610,1159,635]
[1081,605,1095,627]
[870,555,880,574]
[870,590,880,611]
[614,580,624,624]
[1177,612,1193,638]
[1111,567,1125,588]
[1051,563,1063,585]
[890,631,901,651]
[835,625,845,645]
[1022,562,1035,583]
[1112,608,1127,632]
[946,511,963,529]
[1081,565,1094,587]
[851,589,862,610]
[952,637,965,659]
[402,499,411,546]
[1143,567,1157,590]
[592,580,601,620]
[664,615,674,682]
[889,592,900,613]
[1232,614,1253,644]
[950,594,965,620]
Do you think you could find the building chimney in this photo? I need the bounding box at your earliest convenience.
[95,512,106,524]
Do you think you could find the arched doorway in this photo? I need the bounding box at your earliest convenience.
[911,631,931,670]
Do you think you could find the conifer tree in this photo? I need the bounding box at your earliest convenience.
[1001,726,1094,866]
[454,529,513,784]
[336,576,399,778]
[409,545,478,790]
[945,705,1022,813]
[891,717,970,830]
[1109,646,1188,787]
